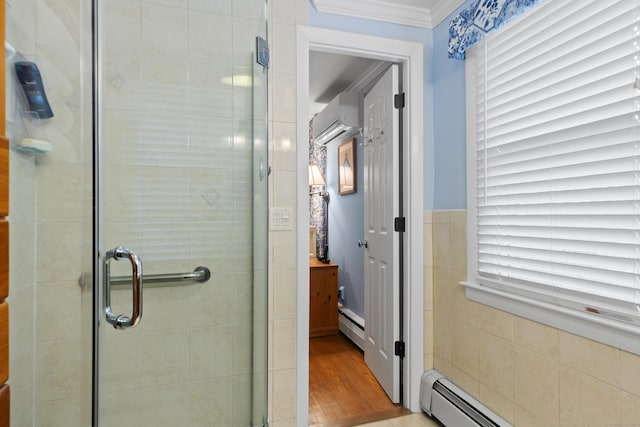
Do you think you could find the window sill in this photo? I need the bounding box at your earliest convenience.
[463,280,640,356]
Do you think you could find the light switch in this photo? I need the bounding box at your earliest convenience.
[271,207,293,231]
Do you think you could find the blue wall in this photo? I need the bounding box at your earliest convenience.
[308,6,436,210]
[326,136,365,317]
[431,0,475,210]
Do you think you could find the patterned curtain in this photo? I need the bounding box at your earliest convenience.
[309,119,327,259]
[449,0,541,60]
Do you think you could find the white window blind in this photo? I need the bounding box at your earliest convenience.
[466,0,640,336]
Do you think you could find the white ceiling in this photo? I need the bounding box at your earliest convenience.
[311,0,465,29]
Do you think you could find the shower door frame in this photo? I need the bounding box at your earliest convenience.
[89,0,269,424]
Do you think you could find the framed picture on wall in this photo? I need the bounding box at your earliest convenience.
[338,138,356,195]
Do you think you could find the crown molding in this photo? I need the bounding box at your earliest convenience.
[311,0,467,29]
[312,0,432,28]
[431,0,466,27]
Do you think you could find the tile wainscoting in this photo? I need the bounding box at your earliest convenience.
[427,210,640,427]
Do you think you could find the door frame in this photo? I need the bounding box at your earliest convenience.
[296,26,425,423]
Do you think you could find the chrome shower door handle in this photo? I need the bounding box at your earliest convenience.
[104,246,143,329]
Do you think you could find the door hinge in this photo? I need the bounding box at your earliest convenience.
[394,341,405,358]
[256,36,269,68]
[394,93,405,109]
[394,217,406,232]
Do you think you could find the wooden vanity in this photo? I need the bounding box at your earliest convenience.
[309,259,339,337]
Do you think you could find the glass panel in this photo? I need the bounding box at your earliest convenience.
[6,1,93,426]
[96,0,268,425]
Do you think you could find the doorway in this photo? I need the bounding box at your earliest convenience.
[296,26,426,425]
[307,53,399,425]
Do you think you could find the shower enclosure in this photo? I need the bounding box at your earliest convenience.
[6,0,268,425]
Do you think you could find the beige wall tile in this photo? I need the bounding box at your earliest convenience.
[433,300,452,362]
[424,267,433,311]
[452,320,481,379]
[273,269,297,319]
[424,354,434,371]
[621,391,640,426]
[272,369,296,421]
[478,331,514,399]
[101,332,143,393]
[620,350,640,397]
[424,220,433,268]
[558,331,620,387]
[449,210,466,224]
[433,267,453,315]
[272,232,297,270]
[188,378,234,426]
[450,220,467,273]
[35,340,82,401]
[478,383,514,425]
[188,325,234,380]
[513,405,553,427]
[478,305,513,342]
[36,398,83,427]
[272,122,297,173]
[424,310,434,356]
[273,318,296,371]
[432,223,451,270]
[513,316,559,360]
[453,282,483,326]
[142,384,188,427]
[433,355,452,377]
[271,72,297,123]
[142,330,188,386]
[514,346,559,426]
[432,211,450,224]
[559,367,620,427]
[451,366,480,397]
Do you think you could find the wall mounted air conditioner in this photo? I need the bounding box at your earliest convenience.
[420,369,512,427]
[311,91,361,145]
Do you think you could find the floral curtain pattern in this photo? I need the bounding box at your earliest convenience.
[449,0,541,60]
[309,119,327,258]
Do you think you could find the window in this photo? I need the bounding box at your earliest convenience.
[465,0,640,353]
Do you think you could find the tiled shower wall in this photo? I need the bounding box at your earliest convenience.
[7,0,91,424]
[429,210,640,426]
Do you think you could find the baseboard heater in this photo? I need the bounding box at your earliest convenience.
[338,306,365,350]
[420,369,512,427]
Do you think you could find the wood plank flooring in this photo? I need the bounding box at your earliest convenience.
[309,334,409,426]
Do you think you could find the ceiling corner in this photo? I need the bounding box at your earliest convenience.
[430,0,466,27]
[313,0,433,29]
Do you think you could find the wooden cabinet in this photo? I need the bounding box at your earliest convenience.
[309,259,339,337]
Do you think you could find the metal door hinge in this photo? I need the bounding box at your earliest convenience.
[394,93,405,109]
[394,217,406,232]
[394,341,405,358]
[256,36,269,68]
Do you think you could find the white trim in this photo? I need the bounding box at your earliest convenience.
[311,0,466,29]
[312,0,432,28]
[296,25,425,424]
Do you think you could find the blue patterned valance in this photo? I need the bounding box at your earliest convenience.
[449,0,542,60]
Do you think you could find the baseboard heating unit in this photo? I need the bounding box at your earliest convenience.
[338,306,364,350]
[420,369,512,427]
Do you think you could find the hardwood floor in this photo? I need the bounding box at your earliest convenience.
[309,334,409,426]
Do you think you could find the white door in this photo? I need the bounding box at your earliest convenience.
[363,64,400,403]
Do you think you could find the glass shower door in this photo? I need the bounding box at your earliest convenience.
[94,1,268,426]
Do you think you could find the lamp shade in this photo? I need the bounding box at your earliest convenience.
[308,165,325,187]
